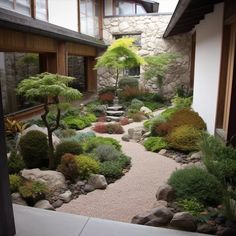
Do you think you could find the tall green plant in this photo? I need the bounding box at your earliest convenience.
[144,53,177,94]
[95,37,144,95]
[17,72,82,169]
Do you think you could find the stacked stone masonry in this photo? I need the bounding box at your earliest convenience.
[99,14,192,98]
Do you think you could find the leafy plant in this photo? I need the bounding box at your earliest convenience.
[54,129,77,139]
[63,131,96,143]
[8,151,25,174]
[17,72,82,169]
[19,130,48,169]
[160,107,179,121]
[106,123,124,134]
[57,154,79,182]
[144,53,177,94]
[83,136,121,153]
[19,181,48,206]
[55,140,83,166]
[177,198,204,217]
[100,161,123,181]
[130,99,144,110]
[9,174,23,193]
[143,137,168,152]
[167,125,202,152]
[168,167,223,206]
[172,95,193,109]
[93,144,121,162]
[118,76,139,89]
[95,37,145,96]
[75,155,100,180]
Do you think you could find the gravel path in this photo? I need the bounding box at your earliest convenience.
[58,117,180,223]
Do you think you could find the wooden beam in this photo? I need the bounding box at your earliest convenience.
[86,57,97,92]
[0,84,16,236]
[57,41,68,75]
[67,42,97,57]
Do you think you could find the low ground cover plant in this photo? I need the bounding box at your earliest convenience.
[143,137,168,152]
[93,122,124,134]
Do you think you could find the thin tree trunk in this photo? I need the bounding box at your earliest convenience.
[47,130,55,169]
[115,69,119,96]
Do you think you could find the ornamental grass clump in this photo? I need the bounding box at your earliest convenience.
[168,167,223,206]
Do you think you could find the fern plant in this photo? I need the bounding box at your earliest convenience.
[17,72,82,169]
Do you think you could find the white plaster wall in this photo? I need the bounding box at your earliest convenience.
[48,0,78,31]
[192,3,224,134]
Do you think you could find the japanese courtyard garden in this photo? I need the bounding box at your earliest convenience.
[6,38,236,235]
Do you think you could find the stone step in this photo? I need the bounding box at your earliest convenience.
[107,106,123,111]
[106,116,122,122]
[106,110,124,116]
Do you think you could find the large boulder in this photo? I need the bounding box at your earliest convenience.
[22,124,60,147]
[197,223,217,234]
[88,174,107,189]
[132,207,173,226]
[11,193,27,206]
[21,169,66,192]
[34,200,55,210]
[59,190,72,203]
[156,184,175,202]
[140,106,153,117]
[170,212,197,232]
[128,127,146,141]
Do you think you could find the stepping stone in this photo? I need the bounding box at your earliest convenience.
[106,116,121,122]
[106,110,124,116]
[107,106,123,111]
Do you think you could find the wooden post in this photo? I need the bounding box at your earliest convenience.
[0,84,16,236]
[86,57,97,92]
[57,41,67,75]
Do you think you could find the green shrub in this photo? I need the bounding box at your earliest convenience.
[83,136,121,153]
[130,99,144,110]
[54,129,77,139]
[144,137,168,152]
[55,140,83,165]
[63,131,96,143]
[150,116,168,136]
[199,134,236,185]
[93,144,121,162]
[9,174,23,193]
[143,101,162,111]
[85,113,97,123]
[57,153,79,182]
[87,104,106,117]
[118,76,139,88]
[100,161,123,180]
[63,116,86,130]
[117,154,131,169]
[160,107,179,121]
[106,123,124,134]
[8,151,25,174]
[168,167,223,206]
[19,130,48,169]
[75,155,100,179]
[177,198,204,217]
[152,93,165,103]
[98,86,116,95]
[172,95,193,109]
[167,125,202,152]
[19,181,48,206]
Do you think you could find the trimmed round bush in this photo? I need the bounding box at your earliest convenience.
[75,155,100,179]
[106,123,124,134]
[83,137,121,153]
[168,167,223,206]
[100,161,123,180]
[55,140,83,165]
[118,77,139,88]
[130,99,144,110]
[117,155,131,169]
[144,137,168,152]
[9,174,23,193]
[19,130,48,168]
[167,125,202,152]
[57,153,79,182]
[150,116,167,136]
[63,131,96,143]
[93,144,121,162]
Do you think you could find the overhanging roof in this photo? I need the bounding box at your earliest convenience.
[138,0,159,13]
[0,8,106,49]
[163,0,224,38]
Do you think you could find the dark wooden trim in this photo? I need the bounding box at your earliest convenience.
[78,0,80,32]
[190,31,196,89]
[224,0,236,25]
[215,25,231,129]
[0,84,16,236]
[46,0,49,21]
[31,0,36,19]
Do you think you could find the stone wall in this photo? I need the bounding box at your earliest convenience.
[98,14,192,98]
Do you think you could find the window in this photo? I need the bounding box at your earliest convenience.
[80,0,99,38]
[136,4,146,14]
[0,0,48,21]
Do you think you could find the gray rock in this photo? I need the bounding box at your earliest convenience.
[156,184,175,202]
[158,149,167,155]
[76,180,86,187]
[131,210,155,225]
[52,199,64,208]
[122,134,130,142]
[128,127,146,141]
[21,169,66,192]
[175,156,183,163]
[34,200,55,210]
[143,132,151,138]
[11,193,27,206]
[84,184,95,193]
[59,190,72,203]
[170,212,197,232]
[190,151,202,160]
[88,174,107,189]
[197,223,217,234]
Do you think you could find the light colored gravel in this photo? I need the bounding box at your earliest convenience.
[58,115,180,223]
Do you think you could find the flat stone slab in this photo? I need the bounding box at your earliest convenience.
[106,116,122,121]
[107,106,123,111]
[106,110,124,116]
